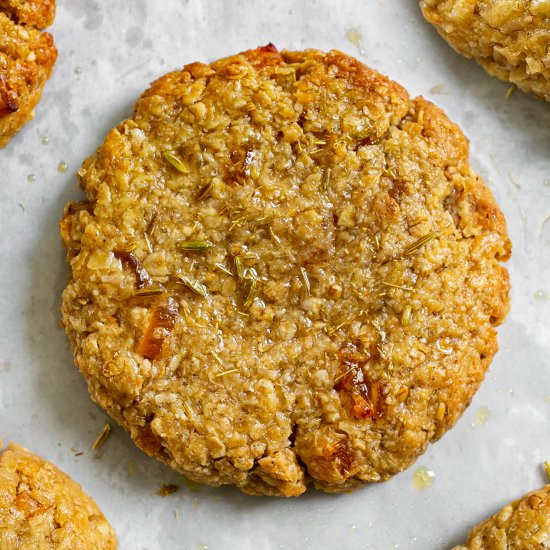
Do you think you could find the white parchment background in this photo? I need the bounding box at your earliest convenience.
[1,1,550,549]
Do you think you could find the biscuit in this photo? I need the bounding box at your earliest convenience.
[61,46,510,496]
[0,442,116,549]
[420,0,550,101]
[0,1,57,147]
[453,485,550,549]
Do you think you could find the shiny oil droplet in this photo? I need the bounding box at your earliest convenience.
[475,406,490,426]
[534,290,550,300]
[198,546,207,550]
[57,161,68,173]
[27,174,35,182]
[346,28,365,55]
[41,136,49,144]
[412,467,435,490]
[74,67,83,75]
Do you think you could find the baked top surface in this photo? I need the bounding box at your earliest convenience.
[61,46,510,496]
[0,443,116,550]
[420,0,550,101]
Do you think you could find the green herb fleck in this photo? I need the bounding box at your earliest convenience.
[300,267,310,296]
[401,305,413,326]
[324,168,332,192]
[215,263,233,276]
[233,256,244,280]
[242,277,257,308]
[403,233,435,256]
[177,240,212,252]
[163,151,189,174]
[177,274,208,298]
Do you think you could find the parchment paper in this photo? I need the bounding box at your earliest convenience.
[1,1,550,548]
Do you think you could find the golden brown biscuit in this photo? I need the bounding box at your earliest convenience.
[0,2,56,148]
[61,46,510,496]
[453,485,550,549]
[420,0,550,101]
[0,442,116,549]
[0,0,56,29]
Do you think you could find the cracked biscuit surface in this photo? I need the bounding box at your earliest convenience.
[61,46,510,496]
[420,0,550,101]
[0,0,57,147]
[453,484,550,549]
[0,442,116,549]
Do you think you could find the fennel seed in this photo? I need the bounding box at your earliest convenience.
[401,305,413,326]
[215,263,233,276]
[177,274,208,298]
[300,267,310,296]
[324,168,332,192]
[177,240,212,252]
[163,151,189,174]
[233,256,244,280]
[403,233,435,256]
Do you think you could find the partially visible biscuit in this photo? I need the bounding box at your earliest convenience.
[0,10,56,147]
[453,485,550,549]
[0,442,117,550]
[420,0,550,102]
[0,0,56,29]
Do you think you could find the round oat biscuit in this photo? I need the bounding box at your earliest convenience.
[0,442,116,549]
[420,0,550,102]
[453,485,550,549]
[60,46,510,496]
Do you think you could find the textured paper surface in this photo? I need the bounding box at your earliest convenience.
[1,1,550,549]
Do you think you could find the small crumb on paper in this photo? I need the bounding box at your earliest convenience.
[158,483,179,496]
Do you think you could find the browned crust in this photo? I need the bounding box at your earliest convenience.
[0,11,57,147]
[0,443,117,549]
[62,46,510,496]
[0,0,55,29]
